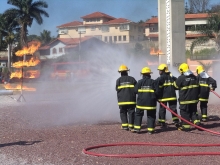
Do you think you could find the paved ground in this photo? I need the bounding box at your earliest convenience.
[1,80,220,165]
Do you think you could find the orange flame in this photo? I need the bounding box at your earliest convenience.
[10,70,22,79]
[25,70,40,78]
[4,84,36,91]
[15,41,41,56]
[150,48,165,55]
[12,57,40,68]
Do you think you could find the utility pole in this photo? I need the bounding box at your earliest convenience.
[79,32,81,62]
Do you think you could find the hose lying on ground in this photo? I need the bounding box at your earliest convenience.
[82,95,220,158]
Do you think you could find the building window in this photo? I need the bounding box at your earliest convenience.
[101,25,109,32]
[114,36,117,42]
[52,48,57,54]
[123,35,126,41]
[59,48,63,53]
[94,35,102,40]
[91,26,96,31]
[120,24,129,31]
[109,36,112,43]
[78,27,86,33]
[104,36,108,42]
[118,36,121,41]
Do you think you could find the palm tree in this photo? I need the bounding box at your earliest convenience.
[39,30,52,46]
[0,13,20,70]
[4,0,49,47]
[190,12,220,56]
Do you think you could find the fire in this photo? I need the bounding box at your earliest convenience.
[150,48,165,55]
[10,70,22,79]
[25,70,40,78]
[15,41,41,56]
[12,57,40,68]
[4,84,36,91]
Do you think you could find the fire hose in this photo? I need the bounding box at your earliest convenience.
[83,91,220,158]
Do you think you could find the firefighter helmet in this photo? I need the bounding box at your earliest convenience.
[178,63,189,73]
[118,64,129,72]
[157,63,169,72]
[196,65,205,74]
[141,67,152,74]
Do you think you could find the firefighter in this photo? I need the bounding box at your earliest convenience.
[116,64,137,131]
[174,63,201,131]
[156,64,180,128]
[196,65,217,122]
[133,67,158,134]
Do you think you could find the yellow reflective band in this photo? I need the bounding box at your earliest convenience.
[182,125,191,128]
[202,115,207,117]
[134,125,141,129]
[163,83,173,86]
[147,128,154,131]
[129,124,134,127]
[159,97,177,102]
[181,85,199,90]
[118,85,134,89]
[138,89,154,92]
[136,105,157,110]
[174,82,179,89]
[199,98,208,101]
[158,119,165,122]
[194,120,200,124]
[172,117,178,120]
[118,102,136,105]
[199,84,209,87]
[159,85,163,88]
[180,100,198,104]
[122,123,128,126]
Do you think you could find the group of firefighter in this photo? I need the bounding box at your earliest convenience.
[115,63,217,134]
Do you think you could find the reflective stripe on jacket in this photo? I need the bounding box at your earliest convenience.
[135,75,157,110]
[174,74,199,105]
[156,73,177,102]
[116,75,137,105]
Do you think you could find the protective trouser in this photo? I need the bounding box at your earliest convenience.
[159,101,179,124]
[200,101,208,120]
[179,103,201,130]
[120,105,135,129]
[134,109,156,132]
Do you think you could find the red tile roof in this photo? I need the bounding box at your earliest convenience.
[105,18,131,24]
[145,13,210,25]
[39,37,93,50]
[147,34,158,38]
[185,33,207,38]
[146,17,158,24]
[185,13,209,19]
[57,21,83,28]
[81,12,115,19]
[39,45,50,50]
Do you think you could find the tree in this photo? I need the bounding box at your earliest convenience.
[0,13,20,70]
[4,0,49,47]
[187,0,210,13]
[190,13,220,55]
[210,3,220,13]
[39,30,52,46]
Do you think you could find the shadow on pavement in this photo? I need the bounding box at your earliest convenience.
[0,140,42,148]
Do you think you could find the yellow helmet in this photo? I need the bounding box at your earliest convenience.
[157,63,169,72]
[141,67,152,74]
[118,64,129,72]
[196,65,205,74]
[178,63,189,73]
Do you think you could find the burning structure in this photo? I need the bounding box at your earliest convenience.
[4,41,41,92]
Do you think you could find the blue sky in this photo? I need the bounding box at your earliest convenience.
[0,0,219,37]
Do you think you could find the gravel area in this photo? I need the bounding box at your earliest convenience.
[1,81,220,165]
